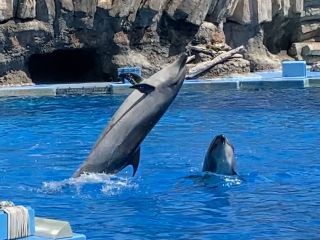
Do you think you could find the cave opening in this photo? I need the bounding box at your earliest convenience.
[28,48,105,84]
[263,16,299,54]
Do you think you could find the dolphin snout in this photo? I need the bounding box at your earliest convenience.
[177,53,188,70]
[215,134,226,144]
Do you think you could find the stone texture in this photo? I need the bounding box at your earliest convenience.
[0,70,33,86]
[305,0,320,8]
[297,21,320,42]
[201,58,250,78]
[17,0,36,19]
[302,7,320,21]
[36,0,56,23]
[60,0,74,12]
[311,62,320,71]
[229,0,272,25]
[288,42,311,60]
[301,42,320,56]
[192,21,225,45]
[207,0,239,23]
[112,50,153,75]
[0,0,14,22]
[246,36,281,71]
[281,0,291,16]
[255,0,272,23]
[229,0,251,24]
[291,0,304,14]
[165,0,213,25]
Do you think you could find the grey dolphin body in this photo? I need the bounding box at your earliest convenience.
[73,53,188,177]
[202,134,237,175]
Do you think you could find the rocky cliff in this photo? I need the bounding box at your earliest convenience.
[0,0,318,85]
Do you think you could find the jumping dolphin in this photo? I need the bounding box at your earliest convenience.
[202,134,237,175]
[73,53,188,177]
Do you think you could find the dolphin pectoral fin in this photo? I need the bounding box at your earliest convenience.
[119,73,144,85]
[129,147,141,176]
[130,84,155,94]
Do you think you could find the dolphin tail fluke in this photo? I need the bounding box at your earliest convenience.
[130,147,141,176]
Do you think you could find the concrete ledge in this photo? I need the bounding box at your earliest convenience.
[0,86,56,97]
[239,79,306,90]
[54,83,113,96]
[22,233,86,239]
[56,86,112,95]
[111,83,133,95]
[0,72,320,97]
[306,78,320,87]
[182,80,239,90]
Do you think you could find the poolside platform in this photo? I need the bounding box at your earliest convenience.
[0,70,320,97]
[0,206,86,240]
[22,233,85,240]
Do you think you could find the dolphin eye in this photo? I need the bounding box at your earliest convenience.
[169,80,179,87]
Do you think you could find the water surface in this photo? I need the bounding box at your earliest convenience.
[0,85,320,239]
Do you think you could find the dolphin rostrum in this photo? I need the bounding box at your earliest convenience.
[73,53,188,177]
[202,134,237,175]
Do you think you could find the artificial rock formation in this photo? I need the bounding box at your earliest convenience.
[0,0,319,84]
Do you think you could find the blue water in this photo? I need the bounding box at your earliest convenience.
[1,85,320,239]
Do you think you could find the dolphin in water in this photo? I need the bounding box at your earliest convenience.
[73,53,188,177]
[202,134,237,175]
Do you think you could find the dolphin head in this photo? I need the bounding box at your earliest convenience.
[203,134,237,175]
[150,53,188,91]
[168,52,188,85]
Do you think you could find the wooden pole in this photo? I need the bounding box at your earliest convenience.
[186,55,195,63]
[186,45,217,56]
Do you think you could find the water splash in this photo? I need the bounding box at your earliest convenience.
[186,172,243,189]
[41,173,138,196]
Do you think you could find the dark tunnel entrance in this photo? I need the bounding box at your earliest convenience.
[28,49,104,84]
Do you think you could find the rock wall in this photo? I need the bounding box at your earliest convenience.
[0,0,319,83]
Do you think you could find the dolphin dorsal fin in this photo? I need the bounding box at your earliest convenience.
[130,84,155,94]
[130,147,141,176]
[119,73,144,85]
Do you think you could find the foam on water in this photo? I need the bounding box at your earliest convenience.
[41,173,138,196]
[186,172,243,188]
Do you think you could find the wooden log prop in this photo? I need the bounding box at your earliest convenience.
[187,45,217,56]
[186,46,245,79]
[186,55,195,63]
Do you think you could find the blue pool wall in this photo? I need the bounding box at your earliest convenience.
[0,69,320,98]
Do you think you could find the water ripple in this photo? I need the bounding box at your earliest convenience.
[1,88,320,239]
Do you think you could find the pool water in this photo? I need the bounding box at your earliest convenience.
[1,85,320,239]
